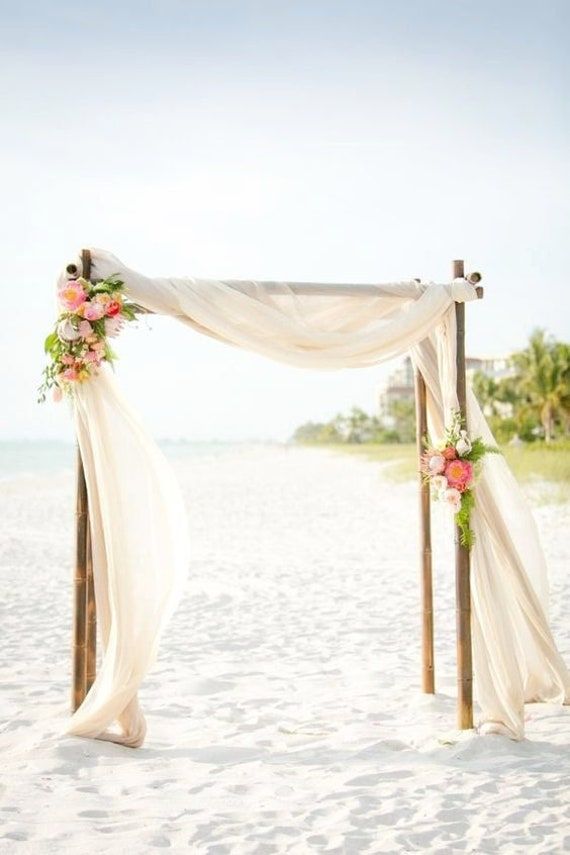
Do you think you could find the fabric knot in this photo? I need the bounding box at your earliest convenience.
[450,278,478,303]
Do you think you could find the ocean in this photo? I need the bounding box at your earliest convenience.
[0,440,250,480]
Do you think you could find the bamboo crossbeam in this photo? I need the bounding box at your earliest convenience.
[453,259,474,730]
[64,255,482,300]
[131,273,482,313]
[65,261,482,320]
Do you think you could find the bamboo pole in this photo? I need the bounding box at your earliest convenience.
[81,248,97,695]
[415,368,435,693]
[453,258,474,729]
[72,447,88,711]
[85,519,97,693]
[71,249,97,711]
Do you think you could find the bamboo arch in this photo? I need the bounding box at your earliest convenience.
[69,249,483,729]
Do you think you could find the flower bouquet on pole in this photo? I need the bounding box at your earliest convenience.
[39,275,141,403]
[421,412,499,548]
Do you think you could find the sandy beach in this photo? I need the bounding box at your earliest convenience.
[1,444,569,854]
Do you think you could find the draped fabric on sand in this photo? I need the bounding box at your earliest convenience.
[62,248,570,747]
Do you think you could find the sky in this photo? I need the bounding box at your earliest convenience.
[1,0,569,442]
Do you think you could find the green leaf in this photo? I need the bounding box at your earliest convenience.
[454,489,476,549]
[44,331,59,353]
[104,343,118,362]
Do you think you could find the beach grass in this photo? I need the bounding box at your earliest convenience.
[323,442,570,501]
[329,443,417,482]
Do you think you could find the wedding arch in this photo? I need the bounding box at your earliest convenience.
[58,248,569,748]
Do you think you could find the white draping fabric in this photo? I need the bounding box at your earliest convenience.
[62,248,569,746]
[70,370,189,747]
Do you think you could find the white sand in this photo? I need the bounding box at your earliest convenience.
[1,445,569,854]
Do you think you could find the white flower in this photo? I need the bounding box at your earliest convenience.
[443,487,462,513]
[428,454,446,474]
[431,475,448,495]
[57,318,81,342]
[455,430,472,457]
[104,316,124,338]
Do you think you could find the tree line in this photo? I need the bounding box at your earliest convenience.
[292,330,570,445]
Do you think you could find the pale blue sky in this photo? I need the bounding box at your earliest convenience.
[1,1,568,441]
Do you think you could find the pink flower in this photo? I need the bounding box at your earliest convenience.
[105,300,122,317]
[58,281,87,312]
[62,367,78,382]
[78,320,93,338]
[443,487,462,513]
[427,454,446,475]
[445,458,474,492]
[83,301,106,321]
[84,350,102,364]
[61,354,75,366]
[442,446,456,461]
[52,386,63,402]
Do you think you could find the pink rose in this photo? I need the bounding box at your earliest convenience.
[58,281,87,312]
[106,300,122,317]
[62,367,78,382]
[445,458,474,492]
[78,320,93,338]
[442,446,456,461]
[83,301,106,321]
[443,487,462,513]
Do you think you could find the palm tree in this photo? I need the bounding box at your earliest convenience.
[472,371,500,417]
[337,407,377,443]
[511,330,570,442]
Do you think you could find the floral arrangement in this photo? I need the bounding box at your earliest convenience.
[421,412,498,548]
[38,275,140,402]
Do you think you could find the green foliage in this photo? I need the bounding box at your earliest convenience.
[456,490,476,548]
[293,407,389,445]
[388,398,416,443]
[44,331,59,354]
[91,274,124,295]
[468,436,500,463]
[292,421,342,444]
[293,398,416,446]
[292,329,569,476]
[120,303,138,321]
[472,329,570,443]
